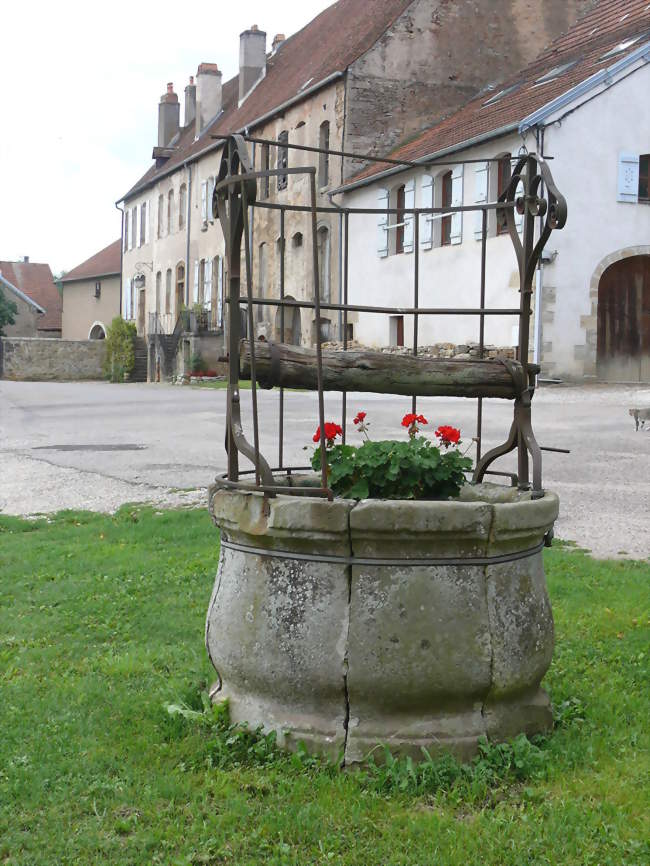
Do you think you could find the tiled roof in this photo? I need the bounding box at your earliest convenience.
[61,239,122,283]
[122,0,414,200]
[345,0,650,187]
[0,260,62,332]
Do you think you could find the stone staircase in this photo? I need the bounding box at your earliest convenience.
[131,337,148,383]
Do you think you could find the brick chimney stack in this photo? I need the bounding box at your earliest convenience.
[239,24,267,102]
[158,83,180,147]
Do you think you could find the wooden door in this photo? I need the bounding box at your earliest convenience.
[138,289,146,336]
[597,256,650,382]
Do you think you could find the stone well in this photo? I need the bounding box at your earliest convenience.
[206,482,558,765]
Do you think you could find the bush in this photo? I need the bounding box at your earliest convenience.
[190,352,207,374]
[0,285,18,336]
[104,316,137,382]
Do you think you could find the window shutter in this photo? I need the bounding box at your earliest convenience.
[124,211,129,251]
[144,201,150,244]
[474,162,488,240]
[403,179,416,254]
[201,182,208,222]
[125,279,132,320]
[193,261,199,303]
[450,165,464,245]
[204,259,212,308]
[135,205,141,248]
[377,188,389,258]
[513,177,524,234]
[208,177,215,220]
[618,152,640,203]
[420,174,434,250]
[217,257,223,325]
[122,280,128,318]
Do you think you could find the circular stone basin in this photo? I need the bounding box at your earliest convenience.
[206,482,559,765]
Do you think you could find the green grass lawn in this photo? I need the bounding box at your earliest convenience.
[0,507,648,865]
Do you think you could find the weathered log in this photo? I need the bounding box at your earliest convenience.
[240,342,522,399]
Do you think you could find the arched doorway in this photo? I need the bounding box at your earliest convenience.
[274,296,302,345]
[597,255,650,382]
[88,323,106,340]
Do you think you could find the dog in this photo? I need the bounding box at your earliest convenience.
[629,408,650,431]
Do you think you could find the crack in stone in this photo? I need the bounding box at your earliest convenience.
[480,504,496,735]
[341,501,358,767]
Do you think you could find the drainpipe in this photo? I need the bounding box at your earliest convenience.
[185,162,192,306]
[115,202,125,316]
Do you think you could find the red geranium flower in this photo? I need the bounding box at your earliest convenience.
[353,411,367,425]
[401,413,428,428]
[313,422,343,445]
[435,425,461,447]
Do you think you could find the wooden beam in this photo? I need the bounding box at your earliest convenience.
[240,342,520,399]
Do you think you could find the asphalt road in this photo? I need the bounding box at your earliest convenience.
[1,379,649,560]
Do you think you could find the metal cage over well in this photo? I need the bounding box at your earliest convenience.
[213,134,568,500]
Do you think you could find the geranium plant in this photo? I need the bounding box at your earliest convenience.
[311,411,473,501]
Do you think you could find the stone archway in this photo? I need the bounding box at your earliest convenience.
[586,246,650,382]
[88,322,106,340]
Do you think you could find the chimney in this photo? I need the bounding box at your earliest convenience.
[272,33,286,54]
[239,25,267,102]
[184,76,196,128]
[158,83,180,147]
[195,63,223,136]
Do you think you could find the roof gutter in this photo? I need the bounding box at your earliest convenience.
[519,40,650,134]
[0,273,47,314]
[118,71,345,203]
[333,122,520,194]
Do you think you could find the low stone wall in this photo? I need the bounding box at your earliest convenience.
[0,337,107,381]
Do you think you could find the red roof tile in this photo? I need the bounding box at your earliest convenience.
[0,260,62,332]
[122,0,414,200]
[61,239,122,283]
[346,0,650,186]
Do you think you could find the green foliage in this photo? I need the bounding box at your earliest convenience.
[0,508,648,865]
[0,284,18,335]
[312,437,473,500]
[190,351,207,374]
[104,316,137,382]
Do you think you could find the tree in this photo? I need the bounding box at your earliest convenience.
[0,285,18,336]
[104,316,137,383]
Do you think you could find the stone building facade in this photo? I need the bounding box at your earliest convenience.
[118,0,595,378]
[339,1,650,382]
[60,239,121,341]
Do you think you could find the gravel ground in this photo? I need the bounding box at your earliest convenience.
[1,380,648,560]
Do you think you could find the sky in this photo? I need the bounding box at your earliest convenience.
[0,0,332,275]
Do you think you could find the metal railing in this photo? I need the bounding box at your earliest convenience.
[214,134,568,499]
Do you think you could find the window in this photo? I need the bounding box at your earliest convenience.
[214,256,223,326]
[131,209,137,250]
[390,315,404,348]
[261,143,270,199]
[497,155,512,235]
[198,259,206,303]
[158,194,164,238]
[201,181,208,223]
[155,271,162,313]
[94,281,101,299]
[123,212,129,252]
[165,269,172,315]
[319,121,330,188]
[292,231,303,248]
[140,202,148,245]
[258,243,267,321]
[277,131,289,191]
[168,190,174,234]
[176,263,185,311]
[395,184,406,255]
[441,171,453,246]
[179,184,187,229]
[317,226,330,302]
[639,155,649,202]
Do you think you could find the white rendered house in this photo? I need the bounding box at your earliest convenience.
[338,5,650,382]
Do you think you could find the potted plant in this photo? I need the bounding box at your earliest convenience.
[207,410,558,766]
